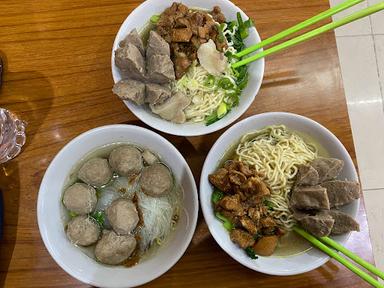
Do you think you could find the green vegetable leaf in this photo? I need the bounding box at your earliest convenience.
[263,199,275,211]
[217,102,228,119]
[218,78,234,90]
[204,74,216,87]
[215,212,234,231]
[205,112,219,126]
[211,189,224,204]
[69,211,77,218]
[90,211,105,227]
[245,247,258,259]
[150,14,160,24]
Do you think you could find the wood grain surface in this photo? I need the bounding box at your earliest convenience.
[0,0,375,287]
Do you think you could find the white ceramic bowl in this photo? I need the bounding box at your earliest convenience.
[111,0,264,136]
[200,112,359,275]
[37,125,199,287]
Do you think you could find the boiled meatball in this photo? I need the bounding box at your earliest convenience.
[66,215,100,246]
[142,149,158,165]
[139,163,173,197]
[78,157,112,187]
[95,230,136,265]
[63,183,97,215]
[106,198,139,235]
[109,146,143,176]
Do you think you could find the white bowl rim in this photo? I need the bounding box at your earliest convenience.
[37,124,199,287]
[199,112,359,276]
[110,0,265,137]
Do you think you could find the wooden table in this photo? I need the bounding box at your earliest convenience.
[0,0,376,287]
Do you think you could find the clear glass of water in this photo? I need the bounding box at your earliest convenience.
[0,108,26,164]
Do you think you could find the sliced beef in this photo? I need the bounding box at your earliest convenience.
[295,164,319,186]
[147,54,175,84]
[145,83,171,105]
[211,6,226,23]
[290,185,330,210]
[295,212,335,237]
[326,210,360,235]
[321,180,360,208]
[239,216,257,235]
[253,235,278,256]
[311,157,344,182]
[115,43,146,81]
[146,30,170,59]
[172,28,193,42]
[112,79,145,105]
[209,168,231,192]
[119,29,145,55]
[230,229,255,249]
[149,92,190,123]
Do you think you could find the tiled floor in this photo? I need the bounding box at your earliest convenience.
[330,0,384,276]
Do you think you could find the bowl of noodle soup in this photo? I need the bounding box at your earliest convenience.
[111,0,264,136]
[200,112,359,275]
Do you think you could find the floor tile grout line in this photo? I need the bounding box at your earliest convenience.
[363,187,384,191]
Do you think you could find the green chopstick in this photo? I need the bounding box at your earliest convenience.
[293,227,384,288]
[232,2,384,69]
[235,0,364,58]
[319,235,384,280]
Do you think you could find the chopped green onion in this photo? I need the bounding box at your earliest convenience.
[150,14,160,24]
[263,199,275,210]
[90,211,105,227]
[244,18,254,28]
[218,78,234,90]
[204,74,215,87]
[253,232,262,241]
[217,102,228,119]
[245,247,258,259]
[215,212,234,231]
[217,23,226,43]
[205,112,219,126]
[211,189,224,204]
[69,211,77,218]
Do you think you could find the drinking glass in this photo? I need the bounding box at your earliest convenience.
[0,108,26,164]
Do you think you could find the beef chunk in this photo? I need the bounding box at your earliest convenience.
[248,207,261,223]
[150,92,190,123]
[218,194,244,216]
[311,157,344,182]
[321,180,360,208]
[228,170,247,186]
[172,28,193,42]
[209,168,231,192]
[295,164,319,186]
[239,216,257,234]
[146,54,175,84]
[145,83,171,105]
[119,29,145,55]
[230,229,255,249]
[290,185,330,210]
[240,177,270,197]
[326,210,360,235]
[115,43,146,81]
[174,53,192,79]
[211,6,226,23]
[295,212,335,237]
[253,235,278,256]
[146,30,170,59]
[112,79,145,105]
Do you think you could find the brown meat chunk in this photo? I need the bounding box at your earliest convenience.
[146,54,175,84]
[174,54,192,79]
[326,210,360,235]
[295,164,319,186]
[112,79,145,105]
[229,170,247,186]
[175,17,190,28]
[252,236,278,256]
[230,229,255,249]
[114,43,145,81]
[146,30,170,58]
[321,180,361,208]
[248,207,261,223]
[211,6,226,23]
[172,28,193,42]
[218,195,244,216]
[241,176,270,197]
[239,216,258,235]
[311,157,344,182]
[290,185,330,210]
[145,83,171,105]
[238,162,254,177]
[209,168,231,192]
[150,92,190,124]
[295,211,335,237]
[119,29,145,55]
[260,217,276,229]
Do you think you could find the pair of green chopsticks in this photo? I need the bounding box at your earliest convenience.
[231,0,384,68]
[294,227,384,288]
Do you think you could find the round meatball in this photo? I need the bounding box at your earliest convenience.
[108,146,143,176]
[106,198,139,235]
[139,163,173,197]
[95,230,136,265]
[63,183,97,215]
[78,157,112,187]
[66,215,100,246]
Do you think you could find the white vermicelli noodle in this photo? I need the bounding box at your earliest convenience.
[235,125,317,230]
